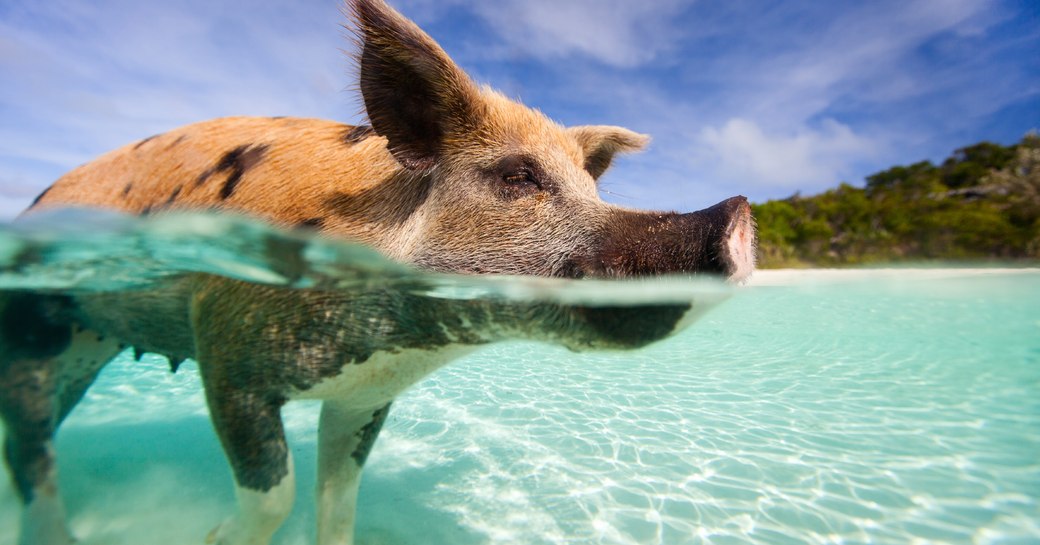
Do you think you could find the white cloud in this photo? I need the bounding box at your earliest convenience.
[400,0,688,67]
[713,0,999,127]
[476,0,688,67]
[698,118,878,191]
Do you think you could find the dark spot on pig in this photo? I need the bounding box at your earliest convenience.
[197,150,226,185]
[351,404,391,466]
[141,205,153,216]
[196,144,270,199]
[134,134,163,150]
[165,185,182,207]
[194,375,290,493]
[0,293,73,361]
[121,182,133,198]
[29,186,52,208]
[166,135,187,150]
[298,217,325,230]
[220,145,269,199]
[270,116,286,120]
[342,125,375,146]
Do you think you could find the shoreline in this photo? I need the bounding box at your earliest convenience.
[746,267,1040,286]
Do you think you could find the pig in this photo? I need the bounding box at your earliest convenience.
[0,0,755,544]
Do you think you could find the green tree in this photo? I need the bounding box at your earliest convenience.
[753,134,1039,267]
[941,141,1018,189]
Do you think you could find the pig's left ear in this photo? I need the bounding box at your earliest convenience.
[568,126,650,180]
[350,0,484,171]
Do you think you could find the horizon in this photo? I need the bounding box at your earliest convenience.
[1,0,1037,220]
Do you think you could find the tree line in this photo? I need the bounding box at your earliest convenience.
[752,133,1040,268]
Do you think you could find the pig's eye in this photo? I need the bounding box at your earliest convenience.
[502,171,540,189]
[491,156,548,198]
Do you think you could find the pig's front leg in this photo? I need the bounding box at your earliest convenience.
[199,369,296,545]
[316,400,392,545]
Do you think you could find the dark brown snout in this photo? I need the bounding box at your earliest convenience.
[573,196,756,282]
[690,196,756,282]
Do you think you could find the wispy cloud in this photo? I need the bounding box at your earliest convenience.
[705,0,1006,127]
[699,118,878,190]
[400,0,689,67]
[472,0,688,68]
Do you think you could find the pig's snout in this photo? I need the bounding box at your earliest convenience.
[575,195,756,282]
[690,195,756,283]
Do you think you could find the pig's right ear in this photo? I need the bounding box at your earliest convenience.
[569,126,650,180]
[350,0,484,171]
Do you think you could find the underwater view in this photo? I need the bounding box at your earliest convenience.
[0,212,1038,545]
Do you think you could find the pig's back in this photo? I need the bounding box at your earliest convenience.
[27,116,400,230]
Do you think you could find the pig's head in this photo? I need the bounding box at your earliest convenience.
[350,0,755,287]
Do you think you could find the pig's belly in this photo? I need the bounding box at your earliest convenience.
[289,344,477,408]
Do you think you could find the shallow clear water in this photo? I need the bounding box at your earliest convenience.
[0,213,1038,544]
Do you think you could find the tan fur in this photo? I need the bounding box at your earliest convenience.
[33,117,398,228]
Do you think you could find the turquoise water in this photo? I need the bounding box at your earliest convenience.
[1,213,1038,544]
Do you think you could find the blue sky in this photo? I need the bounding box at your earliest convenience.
[0,0,1037,220]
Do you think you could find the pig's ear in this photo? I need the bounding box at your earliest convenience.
[569,126,650,180]
[350,0,483,171]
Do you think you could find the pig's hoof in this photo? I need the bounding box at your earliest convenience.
[205,521,231,545]
[18,506,78,545]
[206,518,272,545]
